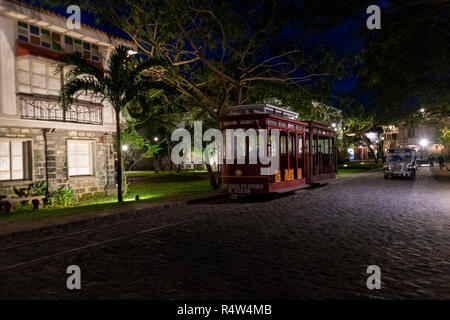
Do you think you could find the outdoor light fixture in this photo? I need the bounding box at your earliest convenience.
[331,123,336,128]
[127,49,138,55]
[154,137,159,142]
[420,139,429,147]
[420,108,425,113]
[122,145,129,151]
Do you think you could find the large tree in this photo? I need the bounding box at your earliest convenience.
[94,0,345,118]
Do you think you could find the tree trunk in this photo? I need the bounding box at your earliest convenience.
[363,135,378,164]
[204,149,218,189]
[164,131,173,172]
[115,109,123,202]
[154,155,160,173]
[206,163,218,189]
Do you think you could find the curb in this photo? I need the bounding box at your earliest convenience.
[0,200,188,241]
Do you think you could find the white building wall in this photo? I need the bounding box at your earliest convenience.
[0,15,17,115]
[0,0,136,132]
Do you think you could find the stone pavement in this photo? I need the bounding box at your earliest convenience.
[0,191,219,238]
[0,167,449,299]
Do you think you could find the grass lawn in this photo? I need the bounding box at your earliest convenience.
[337,161,383,176]
[0,171,212,222]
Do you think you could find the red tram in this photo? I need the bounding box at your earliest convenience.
[219,104,337,195]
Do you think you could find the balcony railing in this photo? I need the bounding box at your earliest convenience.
[19,93,103,125]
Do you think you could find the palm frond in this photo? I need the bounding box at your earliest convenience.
[58,53,106,84]
[60,78,106,110]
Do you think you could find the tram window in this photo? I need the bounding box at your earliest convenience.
[318,136,329,154]
[223,134,227,160]
[305,134,310,154]
[288,135,293,155]
[269,134,278,157]
[312,136,317,154]
[249,136,257,161]
[236,136,246,162]
[280,135,287,155]
[298,134,303,156]
[324,139,329,154]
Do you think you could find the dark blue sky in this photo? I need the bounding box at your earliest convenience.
[25,0,393,110]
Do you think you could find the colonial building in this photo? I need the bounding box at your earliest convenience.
[382,119,449,157]
[0,0,134,197]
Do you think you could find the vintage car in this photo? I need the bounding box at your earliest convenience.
[384,148,417,179]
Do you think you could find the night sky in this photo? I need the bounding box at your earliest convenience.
[24,0,396,110]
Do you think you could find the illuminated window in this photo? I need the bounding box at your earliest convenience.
[288,135,293,155]
[67,140,94,176]
[280,134,287,155]
[0,140,32,181]
[298,134,303,156]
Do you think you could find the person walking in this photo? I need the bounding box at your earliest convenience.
[429,154,435,169]
[438,154,445,170]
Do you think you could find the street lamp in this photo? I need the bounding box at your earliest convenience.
[122,145,129,151]
[419,108,425,113]
[154,137,159,142]
[420,139,429,147]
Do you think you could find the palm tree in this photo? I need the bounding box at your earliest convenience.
[59,45,169,202]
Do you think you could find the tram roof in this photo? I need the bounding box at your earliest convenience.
[226,104,299,120]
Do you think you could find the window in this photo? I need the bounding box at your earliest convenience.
[312,136,317,154]
[74,39,83,56]
[41,29,51,49]
[67,140,94,176]
[298,134,303,157]
[288,135,293,155]
[0,140,32,181]
[17,21,101,63]
[305,134,310,154]
[16,58,62,96]
[319,137,329,154]
[91,44,100,62]
[280,134,287,155]
[17,21,29,42]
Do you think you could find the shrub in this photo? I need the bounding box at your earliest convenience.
[50,186,78,207]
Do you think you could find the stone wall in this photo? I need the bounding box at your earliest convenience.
[0,126,116,197]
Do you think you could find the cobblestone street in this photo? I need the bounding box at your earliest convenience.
[0,167,449,299]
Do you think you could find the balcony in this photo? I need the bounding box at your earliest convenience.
[19,93,103,125]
